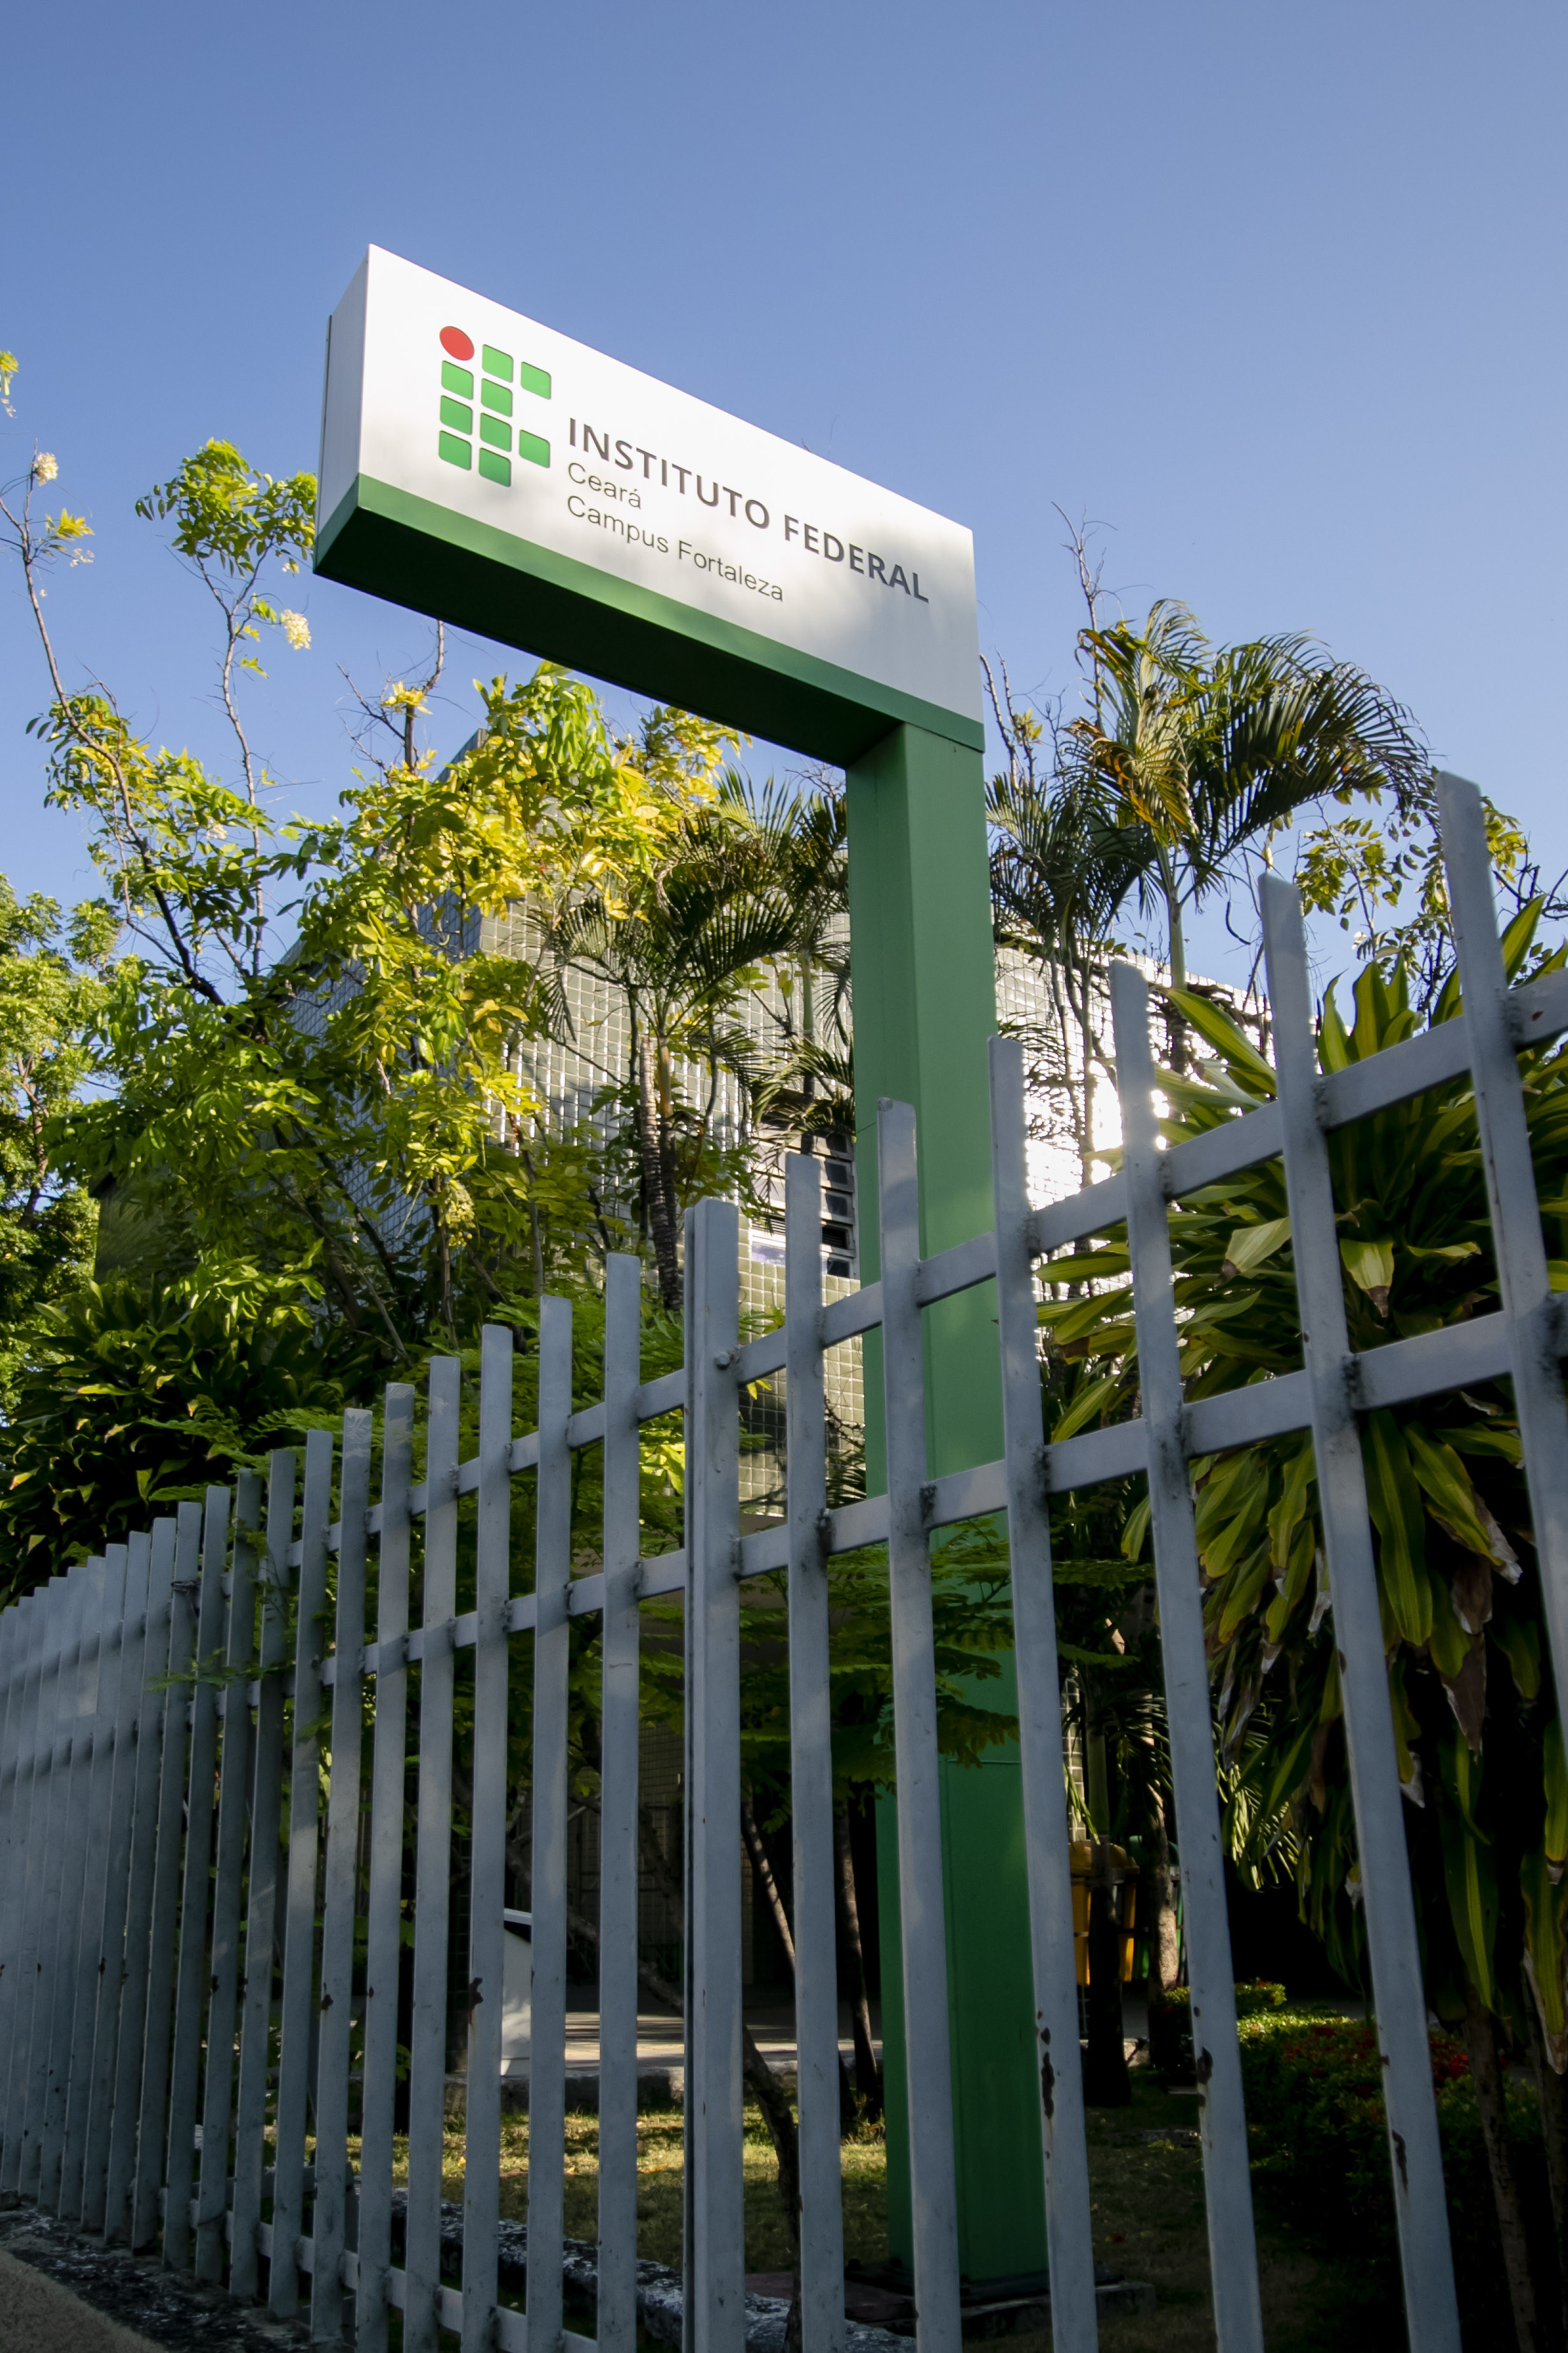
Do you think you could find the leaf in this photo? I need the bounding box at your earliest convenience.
[1340,1237,1395,1316]
[1520,1845,1568,2067]
[1547,1716,1568,1868]
[1491,1614,1541,1703]
[1051,1373,1124,1443]
[1268,1443,1314,1570]
[1405,1425,1515,1567]
[1500,896,1543,982]
[1120,1494,1152,1562]
[1217,1539,1274,1641]
[1165,989,1277,1094]
[1222,1216,1291,1278]
[1361,1411,1432,1644]
[1437,1737,1498,2005]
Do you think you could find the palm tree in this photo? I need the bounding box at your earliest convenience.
[1065,600,1431,1021]
[548,777,844,1306]
[987,666,1149,1183]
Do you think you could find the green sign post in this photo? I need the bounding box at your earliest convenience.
[316,248,1046,2282]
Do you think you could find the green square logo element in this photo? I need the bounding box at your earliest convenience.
[436,327,550,476]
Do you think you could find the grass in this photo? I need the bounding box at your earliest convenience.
[356,2068,1401,2345]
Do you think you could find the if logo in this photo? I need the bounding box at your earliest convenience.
[437,325,550,486]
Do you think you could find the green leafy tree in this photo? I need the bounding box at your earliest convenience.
[0,883,108,1408]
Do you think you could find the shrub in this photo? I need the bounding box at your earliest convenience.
[1236,2011,1550,2327]
[1147,1980,1287,2079]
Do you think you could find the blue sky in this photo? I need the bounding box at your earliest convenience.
[3,0,1564,989]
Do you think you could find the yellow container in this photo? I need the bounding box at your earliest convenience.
[1069,1840,1139,1986]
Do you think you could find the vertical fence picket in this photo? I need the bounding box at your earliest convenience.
[784,1151,848,2353]
[1257,884,1463,2350]
[684,1197,745,2353]
[1438,771,1568,1722]
[0,1594,40,2181]
[270,1429,334,2318]
[1,1590,52,2188]
[164,1489,231,2269]
[132,1505,201,2249]
[1110,966,1264,2353]
[874,1102,963,2353]
[357,1383,415,2350]
[462,1324,515,2353]
[404,1357,460,2353]
[61,1547,129,2220]
[82,1540,150,2233]
[11,1574,69,2201]
[596,1254,643,2353]
[229,1451,296,2299]
[39,1557,106,2210]
[527,1302,572,2353]
[105,1522,175,2244]
[986,1037,1099,2353]
[312,1410,374,2340]
[196,1471,263,2282]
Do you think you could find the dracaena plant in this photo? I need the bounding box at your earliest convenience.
[1037,914,1568,2306]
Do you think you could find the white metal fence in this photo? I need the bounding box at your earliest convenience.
[1,774,1565,2353]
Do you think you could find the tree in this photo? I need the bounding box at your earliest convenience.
[546,772,846,1308]
[0,883,108,1411]
[986,663,1147,1186]
[1065,598,1432,1024]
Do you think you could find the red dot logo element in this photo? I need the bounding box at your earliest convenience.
[440,327,475,362]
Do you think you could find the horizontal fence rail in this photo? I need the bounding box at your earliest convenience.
[0,774,1564,2353]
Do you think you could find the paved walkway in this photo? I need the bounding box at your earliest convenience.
[0,2248,161,2353]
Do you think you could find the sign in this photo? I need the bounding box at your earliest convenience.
[314,248,981,762]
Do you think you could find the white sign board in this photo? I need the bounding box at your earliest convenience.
[317,248,981,751]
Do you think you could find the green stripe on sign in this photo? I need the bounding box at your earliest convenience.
[478,450,511,485]
[517,430,550,468]
[518,362,551,399]
[440,397,473,432]
[438,432,472,469]
[480,415,511,451]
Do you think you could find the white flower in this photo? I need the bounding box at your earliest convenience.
[281,609,311,651]
[33,452,58,483]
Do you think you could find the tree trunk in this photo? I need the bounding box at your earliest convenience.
[1083,1842,1131,2107]
[833,1800,883,2121]
[1462,1980,1540,2352]
[1155,843,1189,1072]
[1081,1720,1129,2105]
[742,1795,795,1968]
[744,1797,858,2130]
[1148,1793,1182,1996]
[1524,1996,1568,2350]
[636,1031,681,1308]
